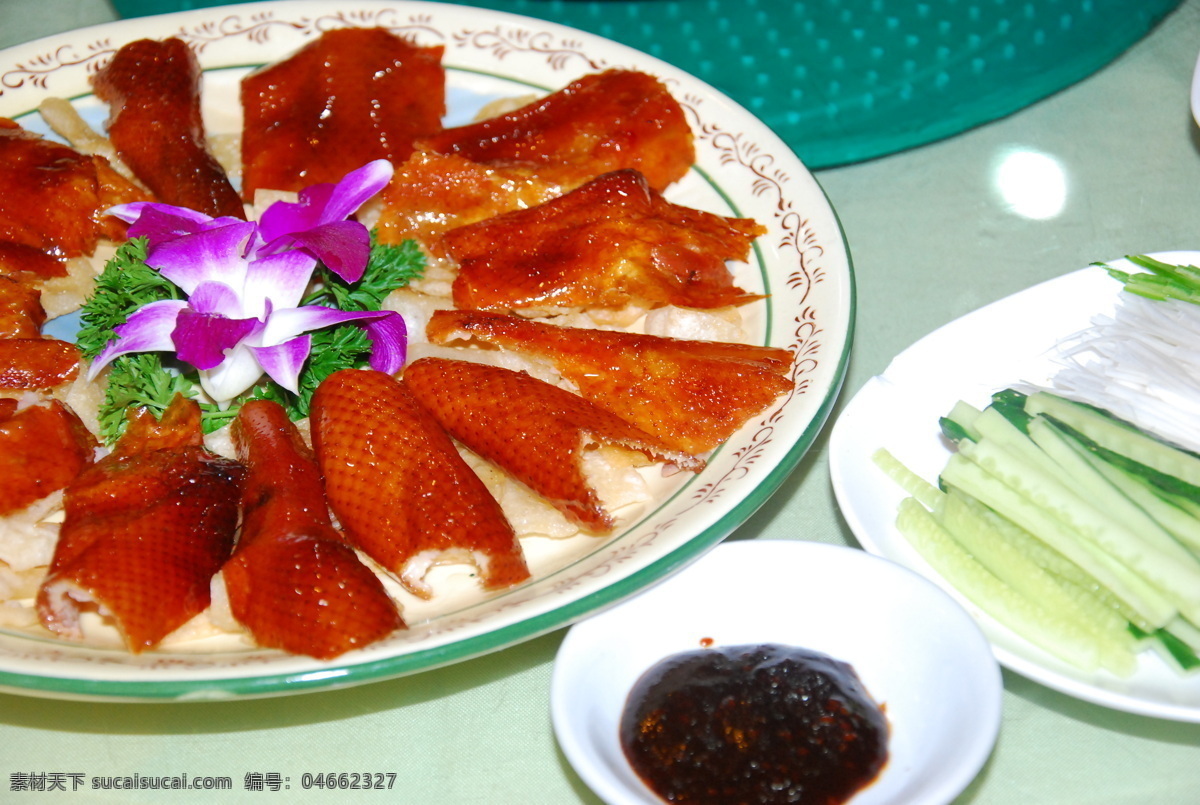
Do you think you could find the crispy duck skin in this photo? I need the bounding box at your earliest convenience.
[91,38,243,219]
[417,69,695,192]
[240,27,445,199]
[0,275,80,389]
[0,340,80,389]
[0,275,45,338]
[0,118,96,258]
[443,169,765,313]
[402,357,705,534]
[0,120,151,269]
[311,369,530,599]
[426,310,794,454]
[0,400,98,517]
[0,243,68,280]
[221,400,404,659]
[375,151,562,250]
[37,396,244,652]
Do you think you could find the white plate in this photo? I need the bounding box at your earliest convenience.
[830,253,1200,723]
[550,540,1002,805]
[0,1,852,700]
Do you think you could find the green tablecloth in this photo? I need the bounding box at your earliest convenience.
[2,0,1200,802]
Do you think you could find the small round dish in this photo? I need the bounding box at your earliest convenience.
[550,539,1003,805]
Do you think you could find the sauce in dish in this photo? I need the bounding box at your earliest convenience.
[620,643,889,804]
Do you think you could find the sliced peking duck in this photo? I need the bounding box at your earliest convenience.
[37,395,244,652]
[240,27,446,200]
[0,275,80,390]
[0,399,97,518]
[311,368,530,599]
[374,151,562,251]
[441,169,765,314]
[91,38,244,219]
[219,400,403,659]
[426,309,795,454]
[417,69,695,192]
[402,357,704,534]
[0,118,150,273]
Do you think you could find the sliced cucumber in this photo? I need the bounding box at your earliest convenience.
[1028,417,1200,571]
[872,448,942,511]
[1079,447,1200,556]
[940,400,984,444]
[895,497,1102,672]
[1024,391,1200,495]
[937,491,1135,675]
[940,451,1178,628]
[956,436,1200,622]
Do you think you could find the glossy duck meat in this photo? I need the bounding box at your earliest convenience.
[0,400,98,517]
[311,368,530,599]
[0,275,45,338]
[37,396,244,652]
[375,151,562,250]
[221,400,403,659]
[0,119,148,266]
[0,243,67,280]
[402,357,704,533]
[0,340,80,390]
[426,310,794,454]
[0,275,80,390]
[418,69,695,192]
[91,38,244,219]
[442,169,765,314]
[241,27,445,199]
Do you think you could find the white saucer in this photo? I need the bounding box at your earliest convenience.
[550,539,1003,805]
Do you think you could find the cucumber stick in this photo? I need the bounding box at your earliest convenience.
[876,388,1200,678]
[954,436,1200,622]
[871,448,941,511]
[940,451,1177,628]
[937,491,1136,675]
[1024,391,1200,492]
[1026,417,1200,575]
[894,497,1103,672]
[940,400,984,443]
[1080,449,1200,555]
[874,450,1138,674]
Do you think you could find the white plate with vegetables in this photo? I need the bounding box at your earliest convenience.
[0,2,851,700]
[830,254,1200,722]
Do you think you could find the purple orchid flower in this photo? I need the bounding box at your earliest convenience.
[90,160,406,403]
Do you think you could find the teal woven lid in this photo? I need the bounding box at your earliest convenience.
[110,0,1183,167]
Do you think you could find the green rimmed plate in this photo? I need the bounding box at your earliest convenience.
[0,0,852,701]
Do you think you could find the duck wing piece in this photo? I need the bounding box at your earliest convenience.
[241,27,445,198]
[427,310,794,454]
[443,170,765,314]
[91,38,243,219]
[311,369,530,599]
[402,357,703,534]
[37,396,244,652]
[417,69,694,192]
[220,400,403,659]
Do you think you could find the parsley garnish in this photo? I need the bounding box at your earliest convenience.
[76,238,183,359]
[97,353,197,443]
[79,230,424,444]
